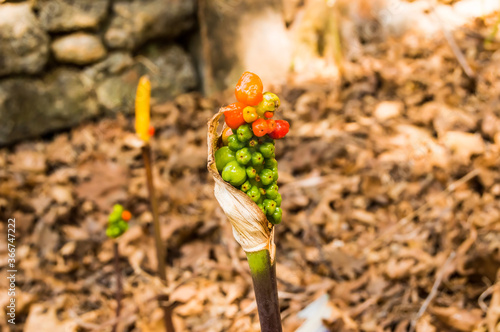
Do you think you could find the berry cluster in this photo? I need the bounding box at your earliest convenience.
[215,72,289,225]
[106,204,132,238]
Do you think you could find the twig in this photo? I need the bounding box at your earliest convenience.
[112,242,122,332]
[479,284,495,312]
[428,1,476,80]
[409,251,456,332]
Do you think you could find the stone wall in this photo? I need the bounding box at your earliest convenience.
[0,0,198,145]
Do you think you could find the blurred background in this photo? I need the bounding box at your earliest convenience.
[1,0,500,331]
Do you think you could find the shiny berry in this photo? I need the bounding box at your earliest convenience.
[243,106,259,123]
[263,199,277,216]
[265,184,279,199]
[236,148,252,165]
[260,169,274,185]
[223,102,246,129]
[221,127,233,145]
[259,142,275,158]
[251,152,264,167]
[247,186,261,202]
[215,146,236,172]
[235,72,263,106]
[252,118,269,137]
[222,161,247,186]
[228,134,245,151]
[270,207,282,224]
[269,120,290,139]
[237,124,253,142]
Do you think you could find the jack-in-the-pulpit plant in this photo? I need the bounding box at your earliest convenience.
[135,76,175,332]
[208,72,289,332]
[106,204,132,332]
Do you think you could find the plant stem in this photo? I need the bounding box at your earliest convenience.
[141,144,175,332]
[112,242,122,332]
[246,250,282,332]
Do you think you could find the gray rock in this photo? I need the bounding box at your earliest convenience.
[51,33,107,65]
[0,3,49,76]
[105,0,195,49]
[96,45,197,113]
[83,51,134,82]
[0,69,98,145]
[37,0,110,32]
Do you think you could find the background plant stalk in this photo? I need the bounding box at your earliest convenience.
[141,144,175,332]
[246,250,282,332]
[112,242,122,332]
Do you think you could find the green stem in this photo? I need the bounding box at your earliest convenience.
[141,144,175,332]
[246,250,282,332]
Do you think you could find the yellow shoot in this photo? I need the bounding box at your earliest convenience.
[135,75,151,142]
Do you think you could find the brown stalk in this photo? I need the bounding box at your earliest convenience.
[112,242,122,332]
[141,144,175,332]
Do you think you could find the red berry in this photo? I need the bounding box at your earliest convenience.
[223,102,246,129]
[148,126,155,137]
[268,120,289,139]
[264,111,274,118]
[252,118,269,137]
[235,72,263,106]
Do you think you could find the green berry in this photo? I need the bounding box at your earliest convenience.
[263,199,277,216]
[118,220,129,233]
[215,146,236,172]
[271,167,279,181]
[270,207,282,225]
[259,142,275,158]
[222,161,247,186]
[265,183,279,199]
[106,225,121,238]
[247,186,261,202]
[228,134,245,151]
[237,124,253,142]
[274,193,282,207]
[241,180,251,192]
[236,148,251,165]
[251,152,264,167]
[259,187,266,196]
[265,158,278,168]
[113,204,124,213]
[246,166,257,179]
[257,203,265,214]
[260,169,274,185]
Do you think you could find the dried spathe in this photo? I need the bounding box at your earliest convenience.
[207,110,275,259]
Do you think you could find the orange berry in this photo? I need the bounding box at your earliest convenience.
[221,127,233,145]
[235,72,263,106]
[223,102,246,129]
[252,118,269,137]
[121,210,132,221]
